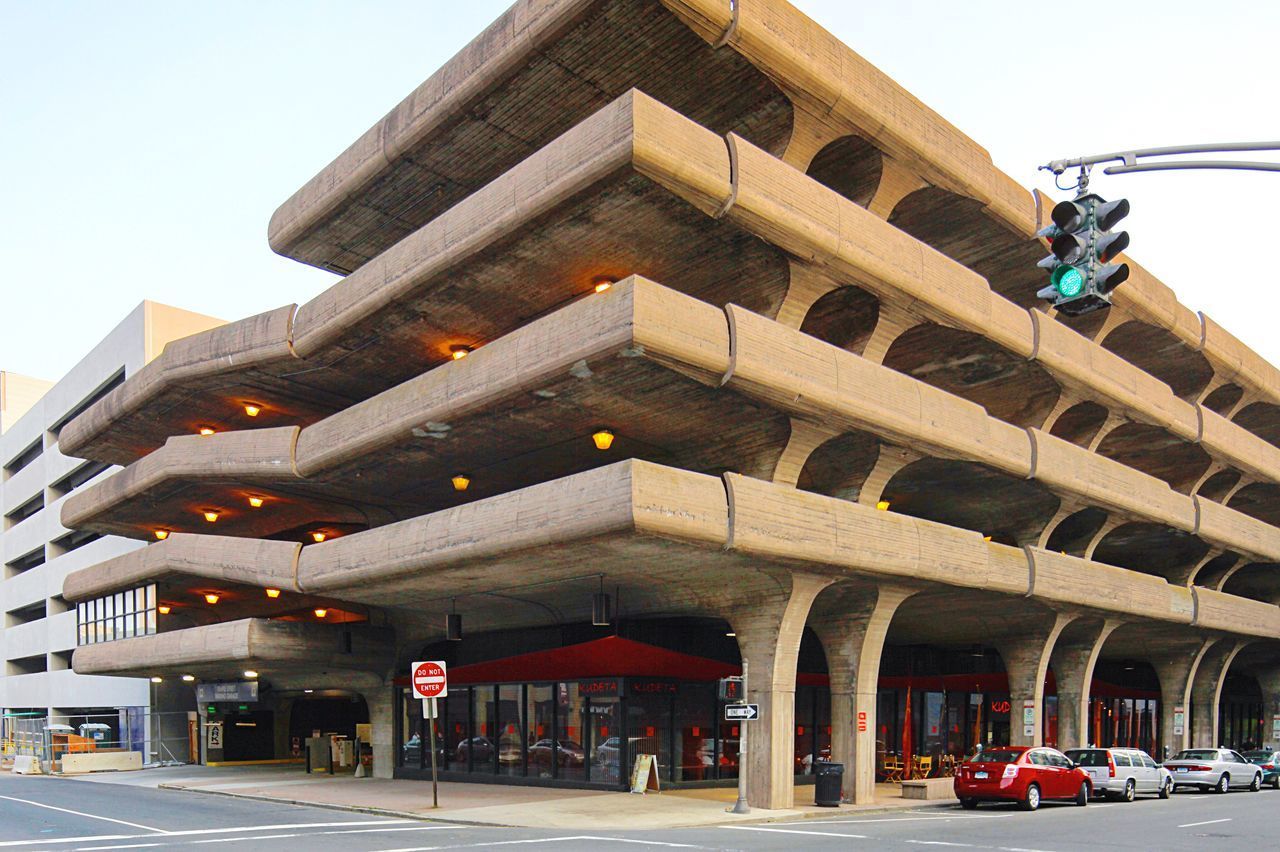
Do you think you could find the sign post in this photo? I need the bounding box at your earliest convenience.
[730,658,750,815]
[411,661,448,808]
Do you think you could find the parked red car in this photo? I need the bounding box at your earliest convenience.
[954,746,1091,811]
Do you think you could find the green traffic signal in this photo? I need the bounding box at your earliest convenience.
[1051,264,1085,298]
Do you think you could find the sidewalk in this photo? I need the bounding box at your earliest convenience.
[65,764,957,829]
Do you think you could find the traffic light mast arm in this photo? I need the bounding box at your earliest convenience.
[1041,141,1280,176]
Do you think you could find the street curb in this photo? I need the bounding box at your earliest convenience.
[155,782,959,829]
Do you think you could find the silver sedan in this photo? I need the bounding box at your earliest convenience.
[1164,748,1264,793]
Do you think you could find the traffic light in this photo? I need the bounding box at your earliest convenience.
[1036,194,1131,316]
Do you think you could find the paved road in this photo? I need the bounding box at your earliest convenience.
[1,774,1273,850]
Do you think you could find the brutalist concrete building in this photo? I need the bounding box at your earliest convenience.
[56,0,1280,807]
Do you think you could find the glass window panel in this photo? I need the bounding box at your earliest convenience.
[135,611,146,635]
[146,584,156,609]
[123,614,134,638]
[397,688,415,769]
[498,684,524,776]
[146,608,156,634]
[471,686,495,774]
[104,617,114,642]
[527,684,557,779]
[78,623,87,646]
[78,602,86,622]
[135,587,146,611]
[445,687,470,772]
[795,686,814,774]
[629,681,672,782]
[587,694,621,786]
[557,683,586,783]
[674,681,713,783]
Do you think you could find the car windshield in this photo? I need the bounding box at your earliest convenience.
[968,749,1022,764]
[1064,749,1110,766]
[1171,750,1220,761]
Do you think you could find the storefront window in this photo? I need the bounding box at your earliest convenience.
[471,685,496,773]
[674,682,713,782]
[527,684,557,779]
[795,687,814,775]
[557,682,586,783]
[498,684,524,776]
[628,681,673,783]
[587,693,621,786]
[445,687,470,772]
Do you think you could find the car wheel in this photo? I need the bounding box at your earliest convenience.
[1215,773,1230,794]
[1075,783,1089,807]
[1158,778,1172,799]
[1249,773,1262,792]
[959,797,979,810]
[1019,783,1041,811]
[1121,779,1135,802]
[1271,777,1279,790]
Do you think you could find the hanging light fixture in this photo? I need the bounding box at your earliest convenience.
[181,674,196,682]
[592,575,613,626]
[593,277,614,294]
[310,531,327,543]
[592,429,615,451]
[198,426,216,436]
[248,496,264,508]
[158,605,171,615]
[265,588,281,599]
[447,599,462,641]
[314,608,328,619]
[243,670,258,679]
[204,593,220,605]
[203,511,219,523]
[450,344,472,360]
[451,473,471,492]
[154,529,170,540]
[150,676,163,684]
[243,403,261,417]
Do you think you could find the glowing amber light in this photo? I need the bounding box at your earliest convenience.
[158,605,171,615]
[248,496,264,508]
[311,531,327,543]
[450,345,471,360]
[154,529,170,540]
[592,429,615,451]
[198,427,215,436]
[204,593,220,605]
[203,511,219,523]
[265,588,281,599]
[593,279,613,293]
[983,535,993,542]
[243,404,261,417]
[314,608,328,619]
[876,500,891,511]
[182,674,195,682]
[243,670,258,678]
[451,474,470,492]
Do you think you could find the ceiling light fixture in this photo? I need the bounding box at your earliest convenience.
[304,689,314,694]
[983,535,993,542]
[248,496,264,508]
[314,608,328,619]
[198,427,215,436]
[876,500,891,511]
[592,575,613,627]
[203,511,219,523]
[243,404,261,417]
[158,605,171,615]
[593,278,614,294]
[243,670,258,679]
[451,473,470,492]
[204,593,220,605]
[150,676,163,683]
[265,588,280,599]
[311,531,327,543]
[182,674,195,682]
[154,529,170,540]
[450,345,472,360]
[592,429,615,451]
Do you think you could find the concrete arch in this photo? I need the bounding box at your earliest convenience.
[1220,562,1280,605]
[881,323,1062,428]
[1233,401,1280,449]
[798,284,881,355]
[1192,552,1245,589]
[1047,401,1110,448]
[1043,507,1109,557]
[1190,639,1250,749]
[880,456,1061,544]
[1091,523,1211,582]
[1198,469,1243,502]
[1202,383,1245,415]
[886,187,1045,308]
[1093,421,1214,494]
[804,134,883,210]
[794,430,881,501]
[1098,320,1215,401]
[1226,481,1280,527]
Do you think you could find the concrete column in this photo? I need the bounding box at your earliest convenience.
[1152,640,1212,756]
[727,572,834,810]
[1257,668,1280,749]
[996,613,1074,747]
[810,583,915,804]
[1190,640,1246,748]
[1049,619,1121,749]
[364,685,396,779]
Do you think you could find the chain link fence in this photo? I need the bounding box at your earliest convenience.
[2,709,194,772]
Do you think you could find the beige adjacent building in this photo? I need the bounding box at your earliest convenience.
[57,0,1279,806]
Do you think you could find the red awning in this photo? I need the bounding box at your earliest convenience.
[447,636,739,684]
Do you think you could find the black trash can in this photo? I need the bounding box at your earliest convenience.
[814,761,844,806]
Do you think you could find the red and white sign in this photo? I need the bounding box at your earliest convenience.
[857,711,868,733]
[411,660,448,699]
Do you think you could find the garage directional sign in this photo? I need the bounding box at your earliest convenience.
[724,703,759,721]
[411,660,448,699]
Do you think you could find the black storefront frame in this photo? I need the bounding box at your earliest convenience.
[393,678,823,790]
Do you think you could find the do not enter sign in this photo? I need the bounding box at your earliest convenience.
[411,660,448,699]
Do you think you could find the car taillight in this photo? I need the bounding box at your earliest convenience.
[1003,763,1019,779]
[1107,755,1116,778]
[1188,765,1212,772]
[1263,764,1275,770]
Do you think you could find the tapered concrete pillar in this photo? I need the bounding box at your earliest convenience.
[364,685,396,779]
[1152,640,1212,756]
[1190,640,1246,748]
[810,582,915,804]
[1258,668,1280,749]
[996,613,1074,747]
[727,572,834,810]
[1049,619,1121,749]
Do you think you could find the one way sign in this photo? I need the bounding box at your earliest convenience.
[724,703,760,721]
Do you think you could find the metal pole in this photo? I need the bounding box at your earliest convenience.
[427,698,439,809]
[731,658,750,814]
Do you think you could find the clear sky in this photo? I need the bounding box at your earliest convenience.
[2,1,1276,381]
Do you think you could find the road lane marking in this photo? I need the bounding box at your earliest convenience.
[381,838,707,850]
[795,815,1013,824]
[904,842,973,847]
[0,820,417,848]
[722,826,868,839]
[0,797,164,833]
[1178,818,1232,828]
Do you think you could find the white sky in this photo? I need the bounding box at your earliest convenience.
[2,1,1276,381]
